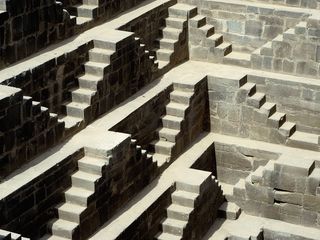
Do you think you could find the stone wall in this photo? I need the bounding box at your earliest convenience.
[119,0,174,50]
[249,0,320,9]
[214,142,279,185]
[1,41,92,114]
[179,0,309,52]
[248,74,320,135]
[0,0,75,69]
[234,154,320,228]
[0,148,83,238]
[251,18,320,77]
[110,86,172,149]
[0,85,65,179]
[115,186,174,240]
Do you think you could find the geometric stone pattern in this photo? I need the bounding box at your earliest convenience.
[0,0,320,240]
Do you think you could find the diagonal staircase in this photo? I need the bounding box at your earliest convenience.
[153,4,195,69]
[46,154,109,239]
[239,80,319,151]
[150,85,195,167]
[59,40,115,136]
[188,12,232,62]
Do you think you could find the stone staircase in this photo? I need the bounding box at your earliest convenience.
[155,171,223,240]
[46,154,109,239]
[223,51,251,68]
[232,154,320,227]
[153,3,192,69]
[149,84,195,167]
[239,81,320,151]
[0,229,29,240]
[68,0,99,25]
[188,11,232,62]
[59,40,115,136]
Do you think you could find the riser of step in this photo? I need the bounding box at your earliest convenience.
[89,49,114,64]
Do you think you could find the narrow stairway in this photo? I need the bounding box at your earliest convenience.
[46,155,108,239]
[59,40,115,136]
[154,4,195,69]
[188,12,232,62]
[68,0,99,25]
[150,85,194,167]
[240,81,319,151]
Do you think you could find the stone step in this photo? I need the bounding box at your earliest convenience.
[167,204,193,221]
[168,3,198,19]
[287,131,319,151]
[247,92,266,108]
[198,24,215,37]
[65,102,91,121]
[156,60,169,69]
[240,82,256,97]
[162,115,183,130]
[173,82,196,92]
[189,15,206,28]
[0,229,11,240]
[89,48,115,64]
[162,218,187,236]
[165,17,187,29]
[268,112,286,128]
[215,42,232,56]
[57,203,86,223]
[71,88,96,105]
[84,61,110,76]
[161,27,182,40]
[73,4,98,18]
[260,102,277,117]
[51,219,79,239]
[274,155,315,177]
[218,202,241,220]
[279,122,296,137]
[152,153,171,167]
[204,33,223,47]
[251,166,264,184]
[78,73,103,90]
[170,90,193,104]
[156,232,181,240]
[152,139,175,155]
[59,116,82,130]
[166,102,188,117]
[82,0,99,6]
[171,190,199,208]
[156,48,174,62]
[78,156,107,175]
[223,51,251,68]
[156,38,177,50]
[158,127,180,142]
[76,16,91,26]
[71,171,101,191]
[64,187,94,206]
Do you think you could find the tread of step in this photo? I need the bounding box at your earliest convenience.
[162,218,187,229]
[74,3,98,10]
[289,131,318,144]
[156,232,181,240]
[156,60,169,69]
[166,102,188,110]
[78,156,106,174]
[51,219,78,232]
[170,90,193,100]
[89,48,114,56]
[72,88,96,96]
[76,17,91,25]
[162,115,184,122]
[79,73,103,82]
[268,112,286,127]
[72,171,101,182]
[172,190,198,201]
[58,202,86,216]
[158,127,180,140]
[66,101,90,110]
[85,61,109,68]
[153,139,175,148]
[224,51,251,67]
[65,187,93,202]
[167,204,193,215]
[152,153,170,166]
[59,116,82,129]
